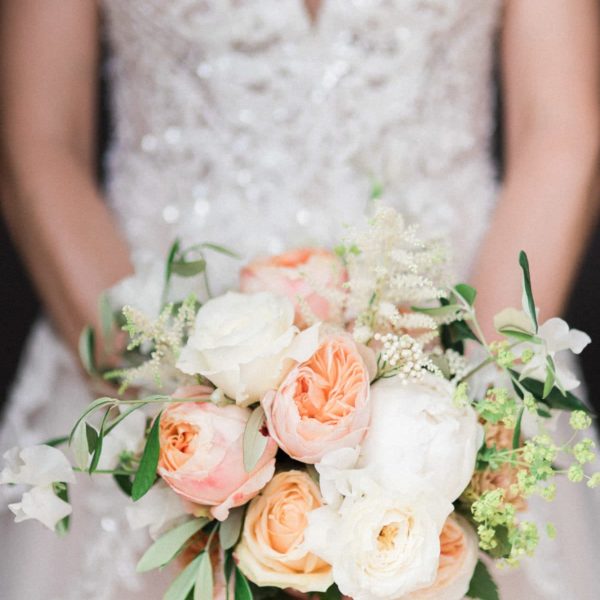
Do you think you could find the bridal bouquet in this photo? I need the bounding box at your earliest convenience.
[2,206,598,600]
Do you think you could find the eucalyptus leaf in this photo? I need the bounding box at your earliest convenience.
[132,411,163,500]
[519,251,538,333]
[201,243,240,259]
[219,506,245,550]
[194,551,214,600]
[98,293,115,346]
[164,553,202,600]
[412,303,462,318]
[138,518,208,572]
[78,325,97,375]
[466,560,499,600]
[89,408,111,474]
[454,283,477,307]
[243,406,268,473]
[70,420,90,470]
[512,407,524,449]
[171,259,207,277]
[234,567,253,600]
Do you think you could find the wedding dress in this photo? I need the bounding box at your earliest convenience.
[1,1,599,598]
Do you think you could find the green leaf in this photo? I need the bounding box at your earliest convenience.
[86,423,99,452]
[89,408,111,474]
[165,239,182,284]
[412,303,463,318]
[219,506,245,551]
[138,518,208,572]
[132,412,162,501]
[194,551,214,600]
[164,553,202,600]
[497,327,539,343]
[318,584,342,600]
[243,406,268,473]
[78,325,97,375]
[43,435,70,448]
[113,473,134,496]
[224,552,235,600]
[69,396,116,444]
[512,407,524,449]
[53,482,70,536]
[454,283,477,306]
[510,372,591,414]
[466,560,499,600]
[519,251,538,333]
[542,366,555,400]
[98,293,115,346]
[171,259,207,278]
[70,420,91,470]
[201,243,240,259]
[234,567,253,600]
[441,319,480,354]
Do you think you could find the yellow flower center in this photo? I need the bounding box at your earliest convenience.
[377,524,399,551]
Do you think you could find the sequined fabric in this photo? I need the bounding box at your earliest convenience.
[102,0,501,285]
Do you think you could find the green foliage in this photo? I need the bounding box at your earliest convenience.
[466,560,499,600]
[164,553,202,600]
[53,482,70,536]
[78,325,97,375]
[132,412,162,501]
[243,407,268,473]
[138,518,208,573]
[194,551,214,600]
[219,506,245,551]
[519,251,538,332]
[235,567,253,600]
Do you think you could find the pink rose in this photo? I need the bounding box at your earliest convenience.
[240,248,346,328]
[158,388,277,521]
[262,336,371,464]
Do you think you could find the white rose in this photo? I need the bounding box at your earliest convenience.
[1,445,75,532]
[359,374,483,502]
[177,291,320,405]
[304,475,452,600]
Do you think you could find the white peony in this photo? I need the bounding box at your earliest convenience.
[304,475,452,600]
[1,445,75,531]
[177,291,320,405]
[358,374,483,502]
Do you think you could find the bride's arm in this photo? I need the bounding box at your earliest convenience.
[0,0,132,351]
[471,0,600,339]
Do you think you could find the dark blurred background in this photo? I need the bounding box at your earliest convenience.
[1,44,599,415]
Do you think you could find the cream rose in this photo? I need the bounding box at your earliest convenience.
[262,335,372,464]
[177,291,319,406]
[234,470,333,593]
[304,475,452,600]
[157,396,277,521]
[406,515,479,600]
[359,374,483,502]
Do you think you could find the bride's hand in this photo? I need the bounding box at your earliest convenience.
[0,0,133,355]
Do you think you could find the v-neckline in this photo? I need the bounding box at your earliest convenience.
[303,0,324,27]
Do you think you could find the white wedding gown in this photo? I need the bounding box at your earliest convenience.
[1,1,599,598]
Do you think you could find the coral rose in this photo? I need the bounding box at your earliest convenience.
[240,248,346,328]
[262,335,371,464]
[157,389,277,521]
[406,514,479,600]
[234,470,333,593]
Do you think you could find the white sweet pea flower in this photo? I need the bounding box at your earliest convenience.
[1,445,75,487]
[177,291,320,406]
[126,480,190,539]
[8,485,72,531]
[1,446,75,532]
[304,476,452,600]
[521,317,591,391]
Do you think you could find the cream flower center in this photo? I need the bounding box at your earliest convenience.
[377,523,400,551]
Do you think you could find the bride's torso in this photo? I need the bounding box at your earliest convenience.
[101,0,502,283]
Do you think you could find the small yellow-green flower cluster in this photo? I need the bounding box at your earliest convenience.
[476,387,518,428]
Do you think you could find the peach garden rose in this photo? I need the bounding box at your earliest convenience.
[262,335,372,464]
[234,470,333,593]
[240,248,346,328]
[157,387,277,521]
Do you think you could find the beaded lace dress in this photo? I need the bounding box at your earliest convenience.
[2,1,600,598]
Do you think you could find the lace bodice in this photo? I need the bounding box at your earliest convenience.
[102,0,502,285]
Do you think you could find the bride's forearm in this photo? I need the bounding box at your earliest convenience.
[1,143,133,352]
[470,129,599,339]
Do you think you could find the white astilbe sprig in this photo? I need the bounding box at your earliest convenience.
[341,206,449,341]
[108,295,198,393]
[375,333,440,382]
